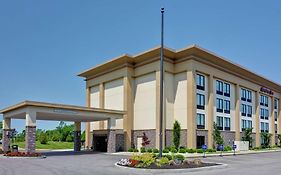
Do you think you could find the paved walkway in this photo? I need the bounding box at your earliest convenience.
[0,151,281,175]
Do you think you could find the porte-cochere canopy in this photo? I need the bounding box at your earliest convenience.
[0,101,125,153]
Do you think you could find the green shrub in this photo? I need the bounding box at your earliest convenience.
[147,148,153,153]
[133,148,139,152]
[39,132,48,144]
[140,147,146,153]
[163,148,169,153]
[153,148,159,153]
[196,149,203,153]
[131,153,155,168]
[186,148,196,153]
[152,153,160,159]
[224,145,232,151]
[165,147,171,151]
[171,147,178,153]
[174,154,185,161]
[173,121,181,149]
[179,148,186,153]
[128,148,134,152]
[206,148,216,153]
[163,154,172,160]
[157,157,169,167]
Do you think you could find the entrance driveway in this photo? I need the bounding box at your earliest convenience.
[0,151,281,175]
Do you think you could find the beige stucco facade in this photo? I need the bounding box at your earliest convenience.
[79,45,281,150]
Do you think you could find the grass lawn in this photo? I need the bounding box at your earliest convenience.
[14,141,74,150]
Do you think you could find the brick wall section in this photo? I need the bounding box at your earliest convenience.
[73,131,81,151]
[221,131,235,146]
[165,129,187,148]
[2,129,12,152]
[132,130,156,149]
[25,126,36,153]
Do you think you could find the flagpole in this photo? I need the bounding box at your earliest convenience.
[159,7,164,158]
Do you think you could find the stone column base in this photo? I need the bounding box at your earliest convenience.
[25,126,36,153]
[74,131,81,151]
[107,130,116,153]
[2,129,12,152]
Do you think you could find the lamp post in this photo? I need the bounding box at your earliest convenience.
[159,7,164,158]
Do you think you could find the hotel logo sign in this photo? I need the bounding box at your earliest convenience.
[260,87,274,95]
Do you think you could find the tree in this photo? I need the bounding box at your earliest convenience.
[39,131,48,144]
[261,132,273,148]
[141,132,150,147]
[172,120,181,149]
[242,128,253,148]
[213,122,224,148]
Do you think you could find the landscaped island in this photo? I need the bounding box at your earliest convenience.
[116,153,217,169]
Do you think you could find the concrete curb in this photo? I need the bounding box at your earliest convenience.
[114,162,228,173]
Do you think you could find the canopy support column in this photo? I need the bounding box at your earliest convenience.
[74,122,81,151]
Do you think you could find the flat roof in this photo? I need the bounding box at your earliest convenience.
[78,44,281,93]
[1,101,125,122]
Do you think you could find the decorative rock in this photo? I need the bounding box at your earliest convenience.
[183,159,191,165]
[193,159,203,165]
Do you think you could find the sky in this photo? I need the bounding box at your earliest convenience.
[1,0,281,131]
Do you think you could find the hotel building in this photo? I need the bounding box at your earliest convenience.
[78,45,281,152]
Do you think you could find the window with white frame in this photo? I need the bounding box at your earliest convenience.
[241,88,247,101]
[196,113,205,129]
[216,80,223,95]
[247,90,252,102]
[224,117,231,130]
[197,93,205,110]
[216,116,224,130]
[216,98,223,113]
[247,105,252,117]
[241,104,247,116]
[224,83,230,97]
[224,100,230,114]
[196,74,205,91]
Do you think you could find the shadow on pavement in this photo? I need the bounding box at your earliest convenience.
[42,150,105,157]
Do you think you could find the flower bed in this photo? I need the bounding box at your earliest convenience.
[116,153,217,169]
[4,152,42,157]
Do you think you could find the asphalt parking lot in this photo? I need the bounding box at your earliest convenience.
[0,151,281,175]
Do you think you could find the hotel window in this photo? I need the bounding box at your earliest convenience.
[241,104,247,116]
[260,108,268,120]
[224,83,230,97]
[196,113,205,129]
[224,100,230,114]
[275,111,278,122]
[216,80,223,95]
[242,119,252,131]
[261,122,265,132]
[196,74,205,91]
[275,124,278,134]
[241,88,247,101]
[216,116,224,130]
[224,117,231,131]
[274,99,278,110]
[247,90,252,102]
[261,122,269,133]
[197,93,205,110]
[260,95,269,107]
[247,105,252,117]
[265,123,269,133]
[216,98,223,113]
[264,109,269,120]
